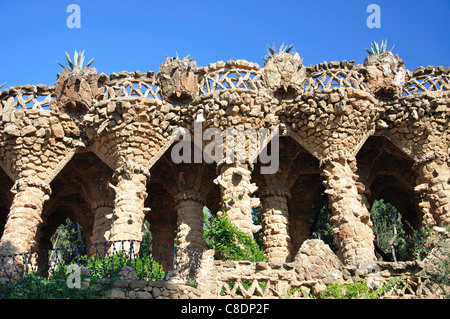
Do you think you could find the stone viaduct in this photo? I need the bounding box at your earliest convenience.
[0,51,448,268]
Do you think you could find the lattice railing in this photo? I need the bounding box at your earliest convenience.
[199,60,264,95]
[0,85,54,113]
[304,66,368,92]
[99,75,161,102]
[1,63,448,115]
[403,68,450,95]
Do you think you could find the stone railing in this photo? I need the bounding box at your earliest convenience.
[303,60,369,92]
[198,59,264,96]
[97,71,161,102]
[403,66,450,95]
[0,84,54,113]
[106,239,445,299]
[1,58,449,115]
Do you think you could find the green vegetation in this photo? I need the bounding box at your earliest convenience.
[0,250,165,299]
[371,199,407,262]
[319,279,405,299]
[203,206,266,262]
[263,42,295,62]
[408,222,449,296]
[309,192,338,253]
[365,39,395,56]
[266,42,294,56]
[0,272,104,299]
[57,50,95,72]
[170,52,193,62]
[0,82,6,90]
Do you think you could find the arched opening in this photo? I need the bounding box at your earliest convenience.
[0,168,14,240]
[38,151,114,252]
[308,190,338,254]
[370,198,408,262]
[147,142,220,251]
[356,135,418,261]
[253,135,323,260]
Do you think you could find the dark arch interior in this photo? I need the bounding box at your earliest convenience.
[253,135,323,258]
[39,151,113,251]
[0,167,13,239]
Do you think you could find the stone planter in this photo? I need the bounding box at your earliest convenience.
[363,52,407,99]
[263,52,306,98]
[52,66,101,115]
[157,57,199,103]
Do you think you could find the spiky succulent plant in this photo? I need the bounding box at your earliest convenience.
[267,42,294,56]
[57,50,95,71]
[366,40,395,56]
[171,52,193,62]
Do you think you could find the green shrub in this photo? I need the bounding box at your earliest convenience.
[54,251,165,281]
[0,251,165,299]
[0,272,102,299]
[320,279,405,299]
[204,213,267,262]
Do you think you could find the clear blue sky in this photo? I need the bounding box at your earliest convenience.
[1,0,449,87]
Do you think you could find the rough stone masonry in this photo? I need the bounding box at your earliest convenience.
[0,51,448,279]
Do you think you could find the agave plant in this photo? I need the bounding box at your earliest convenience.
[267,42,294,55]
[263,42,295,63]
[365,39,395,56]
[57,50,95,72]
[171,51,194,62]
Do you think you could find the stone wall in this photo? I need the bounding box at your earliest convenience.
[105,239,445,299]
[0,53,449,283]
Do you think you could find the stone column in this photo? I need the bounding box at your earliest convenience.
[214,161,260,237]
[89,199,115,254]
[0,178,51,256]
[108,160,150,253]
[320,151,376,266]
[413,150,450,227]
[175,190,206,253]
[260,184,292,262]
[175,189,205,280]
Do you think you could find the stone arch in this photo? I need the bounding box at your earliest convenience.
[38,151,114,251]
[356,135,419,257]
[253,135,322,262]
[146,141,220,251]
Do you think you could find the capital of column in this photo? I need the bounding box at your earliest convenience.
[10,178,52,196]
[175,189,206,205]
[260,184,291,199]
[413,150,449,171]
[319,150,357,171]
[216,158,254,175]
[113,158,151,180]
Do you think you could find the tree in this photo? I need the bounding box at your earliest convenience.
[309,192,338,253]
[370,199,407,262]
[51,218,85,250]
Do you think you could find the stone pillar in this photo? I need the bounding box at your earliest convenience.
[108,160,150,253]
[0,178,51,256]
[414,150,450,227]
[214,161,260,237]
[320,151,376,266]
[260,184,292,262]
[175,190,206,253]
[90,199,114,254]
